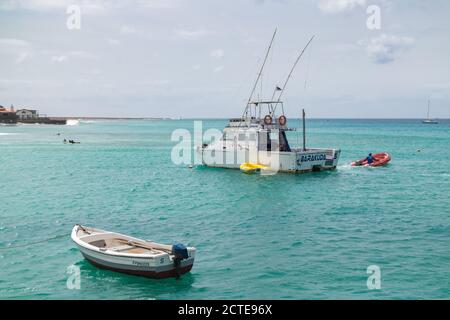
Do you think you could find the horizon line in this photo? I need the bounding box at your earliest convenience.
[48,116,450,121]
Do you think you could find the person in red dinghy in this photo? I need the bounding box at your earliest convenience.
[352,152,391,167]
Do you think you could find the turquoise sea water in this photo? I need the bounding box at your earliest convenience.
[0,119,449,300]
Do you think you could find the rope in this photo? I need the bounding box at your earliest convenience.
[0,234,67,250]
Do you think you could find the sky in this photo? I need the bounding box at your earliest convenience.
[1,0,449,118]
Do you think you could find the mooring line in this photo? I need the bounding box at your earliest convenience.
[0,234,67,250]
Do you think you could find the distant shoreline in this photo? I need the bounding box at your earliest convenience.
[49,117,450,121]
[50,117,169,120]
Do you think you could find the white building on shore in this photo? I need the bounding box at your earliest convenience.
[16,109,39,120]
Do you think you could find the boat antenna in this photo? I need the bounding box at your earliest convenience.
[271,35,315,116]
[427,99,430,119]
[302,108,306,151]
[243,28,277,118]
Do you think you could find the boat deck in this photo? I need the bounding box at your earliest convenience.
[76,227,170,255]
[89,238,163,254]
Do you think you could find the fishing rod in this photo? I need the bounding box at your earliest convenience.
[242,28,277,119]
[270,35,315,116]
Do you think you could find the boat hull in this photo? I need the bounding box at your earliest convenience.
[71,225,195,279]
[76,244,194,279]
[82,252,193,279]
[199,148,341,173]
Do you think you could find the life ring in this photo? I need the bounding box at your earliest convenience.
[278,115,287,126]
[264,115,272,125]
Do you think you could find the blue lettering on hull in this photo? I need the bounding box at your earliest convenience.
[299,154,326,162]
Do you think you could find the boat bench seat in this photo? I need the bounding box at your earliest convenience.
[89,239,136,252]
[109,244,135,252]
[123,248,152,254]
[89,239,107,248]
[89,238,157,254]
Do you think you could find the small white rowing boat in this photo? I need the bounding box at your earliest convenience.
[71,225,195,279]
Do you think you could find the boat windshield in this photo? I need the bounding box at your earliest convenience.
[258,130,291,152]
[222,132,235,141]
[279,130,291,152]
[223,131,257,142]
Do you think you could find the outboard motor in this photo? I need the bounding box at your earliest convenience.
[172,243,189,279]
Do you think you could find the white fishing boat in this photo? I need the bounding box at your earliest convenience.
[71,225,195,279]
[198,30,341,173]
[422,100,438,124]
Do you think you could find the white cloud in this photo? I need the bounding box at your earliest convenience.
[38,50,94,61]
[213,66,224,73]
[107,38,120,45]
[0,38,30,46]
[68,50,95,59]
[363,34,415,64]
[0,38,32,63]
[210,49,224,59]
[16,52,32,64]
[174,29,210,40]
[137,79,169,86]
[151,80,169,85]
[0,0,67,11]
[120,25,137,34]
[89,69,102,75]
[0,0,180,13]
[0,0,104,14]
[51,55,67,63]
[318,0,366,14]
[135,0,181,9]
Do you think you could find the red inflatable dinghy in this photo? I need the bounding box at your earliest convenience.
[351,153,391,167]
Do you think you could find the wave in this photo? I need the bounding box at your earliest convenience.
[338,164,353,170]
[66,119,80,126]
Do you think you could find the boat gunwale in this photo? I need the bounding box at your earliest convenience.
[71,225,195,260]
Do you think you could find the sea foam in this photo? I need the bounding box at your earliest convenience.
[66,119,80,126]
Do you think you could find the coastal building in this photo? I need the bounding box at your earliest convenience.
[1,104,66,125]
[0,105,18,124]
[16,109,39,120]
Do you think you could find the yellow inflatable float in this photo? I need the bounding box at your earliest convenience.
[239,162,268,174]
